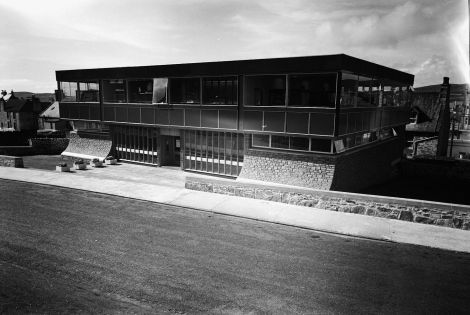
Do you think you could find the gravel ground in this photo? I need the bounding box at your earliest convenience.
[1,179,470,314]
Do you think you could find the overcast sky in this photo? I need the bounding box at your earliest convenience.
[0,0,468,92]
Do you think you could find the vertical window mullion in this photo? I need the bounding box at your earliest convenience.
[236,133,239,174]
[147,128,150,163]
[151,129,155,164]
[210,132,213,173]
[204,131,209,172]
[223,132,226,174]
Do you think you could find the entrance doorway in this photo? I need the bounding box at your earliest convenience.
[161,135,181,166]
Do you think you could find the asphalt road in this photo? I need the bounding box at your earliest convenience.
[1,179,470,314]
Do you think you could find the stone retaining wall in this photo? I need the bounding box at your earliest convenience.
[186,176,470,231]
[414,137,438,157]
[239,133,404,192]
[239,149,335,190]
[0,155,24,168]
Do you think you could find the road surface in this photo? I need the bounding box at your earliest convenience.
[1,179,469,314]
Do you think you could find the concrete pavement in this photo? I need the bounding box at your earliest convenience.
[1,162,469,253]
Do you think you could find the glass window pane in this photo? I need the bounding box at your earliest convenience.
[245,75,286,106]
[288,73,336,107]
[341,73,357,107]
[271,135,289,149]
[357,76,372,107]
[60,82,77,102]
[128,80,153,103]
[170,78,200,104]
[290,137,309,151]
[252,134,269,147]
[310,138,331,152]
[153,78,168,103]
[78,82,99,102]
[202,77,238,105]
[370,79,380,106]
[103,79,126,103]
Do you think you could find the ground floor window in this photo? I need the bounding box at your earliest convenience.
[111,125,158,164]
[334,127,396,152]
[182,130,244,176]
[251,134,332,153]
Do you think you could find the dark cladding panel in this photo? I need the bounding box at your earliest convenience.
[369,111,377,129]
[310,112,335,135]
[338,113,347,134]
[263,111,285,132]
[90,104,100,120]
[115,107,127,122]
[169,109,184,126]
[60,103,70,118]
[141,107,155,124]
[219,110,237,129]
[128,107,140,123]
[201,110,218,128]
[286,112,309,134]
[243,111,263,131]
[349,112,362,133]
[78,105,89,120]
[69,104,79,119]
[156,109,169,125]
[103,106,115,121]
[185,108,201,127]
[362,111,371,131]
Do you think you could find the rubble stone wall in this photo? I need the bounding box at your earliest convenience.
[238,149,335,190]
[239,136,404,191]
[0,155,23,167]
[414,137,438,157]
[186,176,470,231]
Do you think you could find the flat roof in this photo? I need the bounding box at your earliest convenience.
[56,54,414,85]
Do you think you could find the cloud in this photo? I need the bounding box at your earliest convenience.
[0,0,468,91]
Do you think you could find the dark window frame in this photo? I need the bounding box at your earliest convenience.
[60,81,100,103]
[169,77,202,105]
[251,134,332,153]
[202,76,238,105]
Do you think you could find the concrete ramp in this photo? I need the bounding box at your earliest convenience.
[61,136,113,161]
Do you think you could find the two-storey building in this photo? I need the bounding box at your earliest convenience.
[56,54,414,191]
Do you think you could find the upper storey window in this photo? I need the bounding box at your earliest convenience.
[342,73,412,108]
[245,75,286,106]
[288,73,337,108]
[60,82,78,102]
[103,80,127,103]
[340,73,358,107]
[60,81,99,102]
[78,81,99,102]
[202,76,238,105]
[357,76,375,107]
[170,78,200,104]
[153,78,168,104]
[128,79,153,103]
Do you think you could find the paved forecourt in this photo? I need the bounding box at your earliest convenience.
[0,163,468,253]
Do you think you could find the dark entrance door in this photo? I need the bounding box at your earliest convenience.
[161,136,181,166]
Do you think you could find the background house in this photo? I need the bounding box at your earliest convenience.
[0,90,54,131]
[406,78,470,158]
